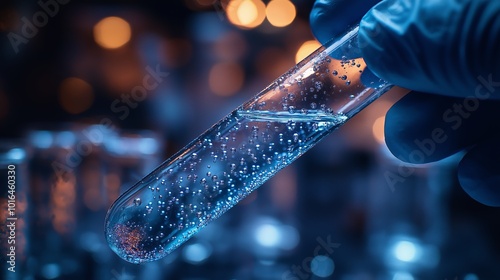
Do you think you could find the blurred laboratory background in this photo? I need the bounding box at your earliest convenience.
[0,0,499,279]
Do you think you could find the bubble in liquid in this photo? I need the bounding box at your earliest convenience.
[340,75,347,80]
[310,102,317,109]
[345,80,351,86]
[134,198,142,206]
[315,81,323,91]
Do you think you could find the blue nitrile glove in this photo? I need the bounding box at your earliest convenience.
[310,0,500,206]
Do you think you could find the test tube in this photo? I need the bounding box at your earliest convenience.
[105,25,394,263]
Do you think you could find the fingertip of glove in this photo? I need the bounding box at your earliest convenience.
[310,0,379,45]
[358,0,416,87]
[382,92,466,164]
[310,0,335,45]
[383,106,414,163]
[458,136,500,207]
[359,0,413,39]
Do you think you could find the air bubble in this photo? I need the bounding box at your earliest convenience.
[134,198,141,206]
[315,81,323,91]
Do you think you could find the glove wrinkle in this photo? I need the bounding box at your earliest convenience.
[462,0,500,89]
[359,0,500,99]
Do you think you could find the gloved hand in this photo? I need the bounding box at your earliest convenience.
[310,0,500,206]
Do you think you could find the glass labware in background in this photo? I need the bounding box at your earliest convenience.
[26,125,163,279]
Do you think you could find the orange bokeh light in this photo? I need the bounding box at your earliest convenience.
[59,77,94,114]
[295,40,322,63]
[94,16,132,49]
[227,0,266,29]
[266,0,296,27]
[209,62,245,96]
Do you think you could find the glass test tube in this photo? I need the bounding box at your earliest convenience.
[105,26,394,263]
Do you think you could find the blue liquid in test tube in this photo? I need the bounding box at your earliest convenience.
[105,26,394,263]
